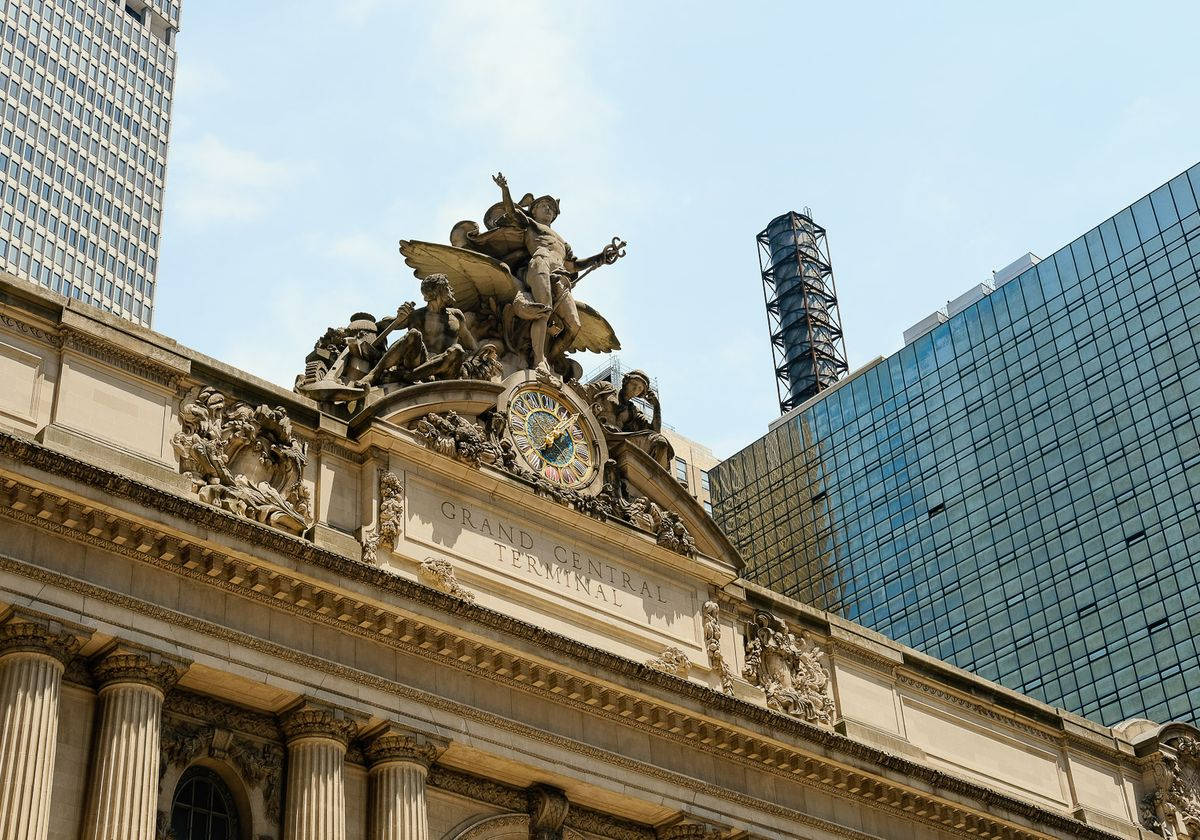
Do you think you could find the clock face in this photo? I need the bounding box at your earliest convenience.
[507,386,596,488]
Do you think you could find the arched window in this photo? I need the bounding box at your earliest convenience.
[170,766,240,840]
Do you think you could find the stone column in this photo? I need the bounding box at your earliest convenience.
[280,701,360,840]
[81,645,189,840]
[364,727,444,840]
[0,608,92,840]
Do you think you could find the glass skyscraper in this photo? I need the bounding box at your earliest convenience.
[0,0,179,327]
[712,162,1200,727]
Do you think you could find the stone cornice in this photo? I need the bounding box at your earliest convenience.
[0,436,1135,840]
[0,309,57,346]
[92,644,189,693]
[0,606,92,665]
[60,326,183,390]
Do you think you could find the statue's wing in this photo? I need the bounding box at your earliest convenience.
[398,240,520,310]
[571,302,621,353]
[449,222,527,263]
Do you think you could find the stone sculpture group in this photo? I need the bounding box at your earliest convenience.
[295,172,626,404]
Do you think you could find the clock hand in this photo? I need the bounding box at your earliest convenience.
[541,413,578,449]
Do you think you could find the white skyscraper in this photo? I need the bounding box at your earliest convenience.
[0,0,179,327]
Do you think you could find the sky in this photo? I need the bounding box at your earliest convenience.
[154,1,1200,458]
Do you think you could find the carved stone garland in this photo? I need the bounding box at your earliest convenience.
[172,386,313,536]
[702,601,735,695]
[362,470,404,564]
[408,410,697,557]
[742,610,835,725]
[1144,736,1200,838]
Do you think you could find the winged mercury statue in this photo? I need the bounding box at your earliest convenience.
[295,173,626,408]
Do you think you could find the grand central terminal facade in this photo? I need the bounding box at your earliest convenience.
[0,179,1196,840]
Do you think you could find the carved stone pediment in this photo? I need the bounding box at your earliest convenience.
[172,386,313,536]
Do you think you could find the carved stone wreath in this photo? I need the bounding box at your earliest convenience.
[172,386,313,536]
[742,610,835,724]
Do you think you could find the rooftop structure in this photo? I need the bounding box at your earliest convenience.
[758,209,849,413]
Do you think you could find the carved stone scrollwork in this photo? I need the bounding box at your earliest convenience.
[419,557,476,602]
[645,647,690,678]
[1144,736,1200,838]
[160,718,213,778]
[528,784,570,840]
[702,601,735,695]
[742,611,835,725]
[172,386,313,536]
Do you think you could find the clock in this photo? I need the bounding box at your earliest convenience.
[506,385,597,488]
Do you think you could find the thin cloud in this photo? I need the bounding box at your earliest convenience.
[428,2,615,156]
[169,135,303,229]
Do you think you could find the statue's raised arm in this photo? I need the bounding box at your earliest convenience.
[492,172,529,229]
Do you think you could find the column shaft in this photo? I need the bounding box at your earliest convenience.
[284,737,347,840]
[369,761,428,840]
[0,653,65,840]
[81,682,165,840]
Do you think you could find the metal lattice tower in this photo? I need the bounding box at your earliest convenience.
[758,209,849,414]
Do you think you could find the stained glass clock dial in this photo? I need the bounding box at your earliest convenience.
[506,386,596,489]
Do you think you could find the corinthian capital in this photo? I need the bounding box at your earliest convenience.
[656,818,725,840]
[278,700,361,746]
[91,643,190,694]
[0,607,93,665]
[362,725,446,769]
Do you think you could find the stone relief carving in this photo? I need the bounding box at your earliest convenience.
[172,386,312,536]
[1144,736,1200,838]
[408,409,698,557]
[160,718,212,778]
[419,556,476,602]
[362,470,404,564]
[702,601,735,695]
[158,702,286,828]
[645,647,690,678]
[742,610,835,725]
[412,411,505,469]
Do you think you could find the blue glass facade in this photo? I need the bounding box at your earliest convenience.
[711,163,1200,726]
